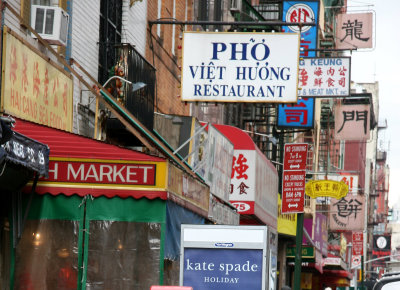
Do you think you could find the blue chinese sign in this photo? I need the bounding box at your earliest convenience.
[282,1,320,58]
[183,248,263,289]
[277,97,315,128]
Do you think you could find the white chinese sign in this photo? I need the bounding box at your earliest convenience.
[181,32,300,103]
[298,57,350,97]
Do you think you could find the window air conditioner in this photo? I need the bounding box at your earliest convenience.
[31,5,69,46]
[230,0,242,12]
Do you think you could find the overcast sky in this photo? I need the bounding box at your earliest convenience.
[347,0,400,207]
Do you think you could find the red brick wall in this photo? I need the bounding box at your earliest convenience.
[146,0,192,115]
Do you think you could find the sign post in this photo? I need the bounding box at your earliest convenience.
[281,143,308,290]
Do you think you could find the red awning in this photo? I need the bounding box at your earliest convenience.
[13,119,164,161]
[212,124,256,150]
[14,118,168,199]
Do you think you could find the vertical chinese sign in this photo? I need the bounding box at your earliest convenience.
[279,1,319,127]
[1,27,73,131]
[281,143,308,213]
[282,1,319,58]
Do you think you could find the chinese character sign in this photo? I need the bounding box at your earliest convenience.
[336,13,373,49]
[181,32,300,103]
[2,28,73,131]
[230,150,256,214]
[298,57,350,97]
[282,1,319,57]
[277,97,314,128]
[334,104,370,140]
[329,194,365,231]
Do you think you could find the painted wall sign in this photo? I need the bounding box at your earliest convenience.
[282,1,319,57]
[336,13,373,49]
[1,27,73,131]
[297,57,351,97]
[181,32,300,103]
[180,225,268,289]
[277,97,315,128]
[334,103,371,141]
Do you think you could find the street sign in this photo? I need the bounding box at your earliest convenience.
[283,143,308,171]
[352,231,363,256]
[282,170,305,213]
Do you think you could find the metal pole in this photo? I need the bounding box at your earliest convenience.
[293,213,304,290]
[148,20,316,27]
[361,255,365,289]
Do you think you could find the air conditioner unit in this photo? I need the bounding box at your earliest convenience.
[230,0,242,12]
[31,5,69,46]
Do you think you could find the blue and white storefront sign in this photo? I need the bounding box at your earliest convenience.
[277,97,315,128]
[181,32,300,103]
[180,225,268,289]
[298,57,351,97]
[282,1,319,57]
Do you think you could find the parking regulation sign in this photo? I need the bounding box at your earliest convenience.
[283,143,308,171]
[282,170,306,213]
[282,143,308,214]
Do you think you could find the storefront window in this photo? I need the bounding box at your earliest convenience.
[85,221,161,289]
[14,219,79,289]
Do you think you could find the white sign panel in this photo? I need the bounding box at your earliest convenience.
[205,125,234,203]
[180,225,268,289]
[298,57,351,97]
[181,32,300,103]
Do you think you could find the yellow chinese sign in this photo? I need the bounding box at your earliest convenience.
[1,27,73,131]
[305,180,349,199]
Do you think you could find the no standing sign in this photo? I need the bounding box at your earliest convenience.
[281,143,308,214]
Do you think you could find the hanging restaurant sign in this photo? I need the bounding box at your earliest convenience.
[298,57,351,97]
[1,27,74,131]
[181,32,300,103]
[305,180,349,199]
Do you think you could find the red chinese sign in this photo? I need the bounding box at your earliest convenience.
[282,143,308,214]
[352,231,363,256]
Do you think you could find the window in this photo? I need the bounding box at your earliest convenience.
[98,0,123,85]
